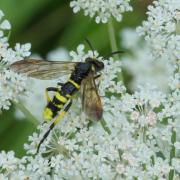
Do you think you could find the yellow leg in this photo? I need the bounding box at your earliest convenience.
[45,87,59,102]
[53,111,66,125]
[54,100,73,124]
[45,89,51,102]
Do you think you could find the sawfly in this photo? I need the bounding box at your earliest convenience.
[10,39,123,153]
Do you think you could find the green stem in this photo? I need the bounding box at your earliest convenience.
[176,20,180,35]
[13,101,39,126]
[100,119,111,135]
[143,127,146,143]
[108,19,118,56]
[168,129,176,180]
[107,18,124,82]
[7,30,11,40]
[112,173,118,180]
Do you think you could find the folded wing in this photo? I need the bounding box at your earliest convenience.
[10,59,78,80]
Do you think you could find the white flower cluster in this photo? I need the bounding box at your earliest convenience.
[1,82,179,179]
[121,28,172,91]
[1,2,180,179]
[70,0,133,23]
[137,0,180,66]
[121,85,166,127]
[0,151,51,180]
[0,10,31,110]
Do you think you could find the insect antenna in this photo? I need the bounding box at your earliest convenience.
[103,50,124,60]
[85,38,95,57]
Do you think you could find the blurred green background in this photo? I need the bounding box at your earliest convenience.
[0,0,152,157]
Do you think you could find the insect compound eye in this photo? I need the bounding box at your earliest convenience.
[85,57,104,72]
[92,61,104,72]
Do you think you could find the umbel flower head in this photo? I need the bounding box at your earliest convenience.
[0,3,180,179]
[2,82,179,179]
[121,28,173,91]
[137,0,180,65]
[0,10,31,110]
[70,0,133,23]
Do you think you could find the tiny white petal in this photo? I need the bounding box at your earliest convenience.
[0,20,11,30]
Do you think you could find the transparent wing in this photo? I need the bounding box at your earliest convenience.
[10,59,78,80]
[81,72,103,120]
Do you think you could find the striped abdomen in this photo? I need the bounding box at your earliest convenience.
[43,79,80,120]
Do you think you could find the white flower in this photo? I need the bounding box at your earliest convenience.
[0,11,11,30]
[130,111,140,121]
[169,73,180,91]
[146,158,172,178]
[172,158,180,172]
[137,0,180,65]
[24,131,43,155]
[0,10,4,18]
[121,28,173,92]
[146,111,157,126]
[0,10,31,111]
[174,142,180,149]
[0,151,22,173]
[158,89,180,121]
[14,43,31,61]
[26,156,51,177]
[70,0,133,23]
[0,20,11,30]
[0,70,28,110]
[115,163,125,175]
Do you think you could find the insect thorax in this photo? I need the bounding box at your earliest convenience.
[70,62,92,84]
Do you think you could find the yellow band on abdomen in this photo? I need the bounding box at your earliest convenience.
[55,93,67,103]
[69,79,80,89]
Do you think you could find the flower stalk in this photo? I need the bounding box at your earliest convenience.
[176,19,180,35]
[100,119,111,135]
[13,101,39,126]
[168,129,176,180]
[108,18,118,57]
[107,18,124,82]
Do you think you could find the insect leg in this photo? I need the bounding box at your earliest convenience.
[94,74,102,89]
[45,87,59,102]
[53,100,73,125]
[36,100,73,153]
[57,82,64,87]
[36,123,55,153]
[94,74,101,79]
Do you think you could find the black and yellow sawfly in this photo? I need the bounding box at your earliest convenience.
[10,40,123,153]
